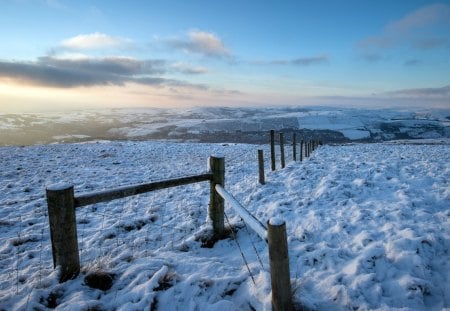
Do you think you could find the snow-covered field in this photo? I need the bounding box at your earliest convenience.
[0,141,449,310]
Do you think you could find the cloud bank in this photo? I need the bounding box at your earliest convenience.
[0,28,215,90]
[0,56,201,88]
[385,85,450,99]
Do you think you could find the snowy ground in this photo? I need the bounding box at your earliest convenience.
[0,141,449,310]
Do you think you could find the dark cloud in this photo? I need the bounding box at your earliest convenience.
[403,59,422,66]
[0,56,198,88]
[357,4,450,61]
[385,85,450,98]
[360,52,386,63]
[170,63,208,75]
[267,55,329,66]
[412,37,449,50]
[291,55,329,66]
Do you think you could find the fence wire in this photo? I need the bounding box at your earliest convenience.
[0,132,309,307]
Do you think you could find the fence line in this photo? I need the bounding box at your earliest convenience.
[0,142,255,307]
[45,146,300,309]
[37,131,316,310]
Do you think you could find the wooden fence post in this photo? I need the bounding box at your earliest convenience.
[279,133,285,169]
[209,156,225,237]
[258,149,265,185]
[292,133,297,161]
[268,218,293,311]
[300,140,303,162]
[46,184,80,282]
[270,130,276,171]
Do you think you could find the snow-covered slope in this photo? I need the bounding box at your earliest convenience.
[0,141,449,310]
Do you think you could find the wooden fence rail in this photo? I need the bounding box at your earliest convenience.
[46,157,224,283]
[74,173,213,207]
[215,185,267,241]
[215,184,293,311]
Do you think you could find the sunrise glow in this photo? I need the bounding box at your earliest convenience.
[0,1,449,112]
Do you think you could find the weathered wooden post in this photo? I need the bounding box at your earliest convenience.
[292,133,297,161]
[279,133,285,169]
[270,130,276,171]
[46,183,80,283]
[268,218,293,311]
[258,149,265,185]
[209,156,225,237]
[300,140,303,162]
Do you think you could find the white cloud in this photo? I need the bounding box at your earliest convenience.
[60,32,132,51]
[168,30,230,58]
[188,31,229,56]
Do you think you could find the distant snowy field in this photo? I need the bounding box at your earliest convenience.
[0,141,449,310]
[1,106,449,146]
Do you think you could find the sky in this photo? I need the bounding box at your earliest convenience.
[0,0,449,112]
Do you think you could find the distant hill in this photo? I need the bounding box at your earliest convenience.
[1,106,449,146]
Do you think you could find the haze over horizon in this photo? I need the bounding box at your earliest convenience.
[1,0,449,113]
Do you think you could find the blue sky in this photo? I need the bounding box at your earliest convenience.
[0,0,449,112]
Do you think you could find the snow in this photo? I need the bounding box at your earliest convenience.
[0,141,449,310]
[268,217,285,226]
[46,183,73,191]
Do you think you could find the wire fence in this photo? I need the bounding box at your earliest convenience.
[0,203,51,299]
[0,132,309,307]
[75,185,209,266]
